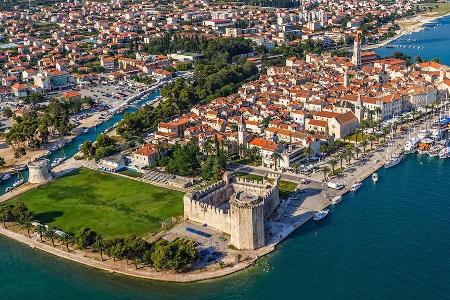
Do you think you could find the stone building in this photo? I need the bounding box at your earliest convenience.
[28,159,52,184]
[183,172,281,250]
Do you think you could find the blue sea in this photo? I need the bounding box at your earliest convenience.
[1,17,450,300]
[376,15,450,63]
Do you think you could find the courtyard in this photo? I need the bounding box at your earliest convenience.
[12,168,184,239]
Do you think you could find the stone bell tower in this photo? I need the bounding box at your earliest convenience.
[352,30,362,67]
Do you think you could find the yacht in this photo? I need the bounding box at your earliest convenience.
[350,182,363,192]
[439,147,450,159]
[384,152,404,169]
[313,209,329,221]
[372,173,379,182]
[331,196,342,205]
[417,130,431,139]
[404,138,420,154]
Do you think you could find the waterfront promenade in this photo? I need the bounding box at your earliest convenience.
[0,111,440,282]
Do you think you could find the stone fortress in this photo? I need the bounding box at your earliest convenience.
[183,172,281,250]
[27,159,52,184]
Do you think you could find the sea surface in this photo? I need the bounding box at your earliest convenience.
[375,14,450,63]
[2,18,450,300]
[0,90,161,194]
[1,155,449,300]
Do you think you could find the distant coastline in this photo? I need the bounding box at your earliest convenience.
[364,12,450,51]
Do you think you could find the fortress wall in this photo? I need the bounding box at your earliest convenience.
[183,198,231,234]
[262,186,281,217]
[230,201,265,250]
[197,184,234,207]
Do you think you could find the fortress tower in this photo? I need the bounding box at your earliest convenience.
[28,159,52,184]
[230,191,265,250]
[352,30,362,67]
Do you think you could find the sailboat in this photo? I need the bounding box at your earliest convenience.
[385,120,404,169]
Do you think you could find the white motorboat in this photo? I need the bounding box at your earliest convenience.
[372,173,378,182]
[417,130,431,139]
[331,196,342,204]
[439,147,450,159]
[313,209,329,221]
[12,179,24,187]
[404,138,420,154]
[350,182,363,192]
[1,173,11,181]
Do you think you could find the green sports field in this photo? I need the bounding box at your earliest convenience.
[12,168,184,239]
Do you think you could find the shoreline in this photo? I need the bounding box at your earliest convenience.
[363,12,450,51]
[0,112,433,283]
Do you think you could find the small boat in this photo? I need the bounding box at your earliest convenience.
[439,147,450,159]
[313,209,329,221]
[331,196,342,205]
[5,186,13,193]
[384,152,404,168]
[2,173,11,181]
[372,173,378,182]
[12,179,24,187]
[350,182,363,192]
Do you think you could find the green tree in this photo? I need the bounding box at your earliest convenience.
[75,227,98,249]
[0,205,12,227]
[92,236,105,261]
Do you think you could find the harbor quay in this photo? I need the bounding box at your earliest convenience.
[0,109,440,282]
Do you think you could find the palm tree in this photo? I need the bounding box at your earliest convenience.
[330,159,338,174]
[321,166,331,181]
[304,146,312,162]
[60,233,74,252]
[93,237,105,261]
[360,140,369,154]
[368,135,376,150]
[21,218,33,238]
[339,152,346,169]
[271,152,282,171]
[35,224,46,242]
[319,143,329,160]
[345,147,353,164]
[355,147,362,159]
[45,227,57,247]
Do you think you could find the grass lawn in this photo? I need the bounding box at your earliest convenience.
[279,180,297,199]
[235,172,297,199]
[346,132,371,143]
[12,168,184,239]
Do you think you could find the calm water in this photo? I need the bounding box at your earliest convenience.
[0,90,161,194]
[2,19,450,300]
[376,14,450,63]
[1,155,449,299]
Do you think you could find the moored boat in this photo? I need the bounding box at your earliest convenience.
[331,196,342,204]
[439,147,450,159]
[372,173,378,182]
[313,209,329,221]
[384,152,404,169]
[350,182,363,192]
